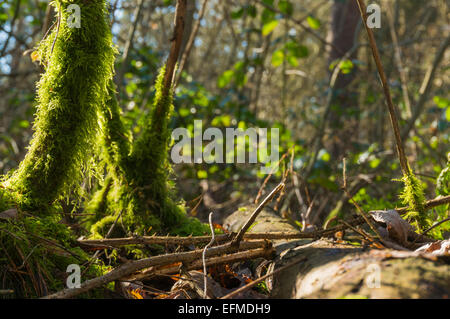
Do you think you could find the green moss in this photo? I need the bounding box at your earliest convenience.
[85,66,209,239]
[397,167,429,231]
[0,0,117,298]
[0,187,15,212]
[4,0,116,212]
[98,81,132,182]
[0,215,108,298]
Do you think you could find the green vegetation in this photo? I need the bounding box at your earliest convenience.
[0,0,448,298]
[3,0,116,212]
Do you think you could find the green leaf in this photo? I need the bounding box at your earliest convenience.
[271,49,284,67]
[19,120,30,128]
[179,107,190,117]
[434,96,450,109]
[262,20,279,36]
[246,5,257,17]
[261,8,276,24]
[306,16,321,29]
[285,41,309,58]
[217,70,234,88]
[197,170,208,179]
[321,151,330,162]
[339,59,354,74]
[369,158,381,168]
[231,8,244,19]
[211,115,231,127]
[287,55,299,67]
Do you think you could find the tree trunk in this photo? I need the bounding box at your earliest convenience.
[326,0,361,160]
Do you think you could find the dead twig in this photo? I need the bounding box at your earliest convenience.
[356,0,409,176]
[202,212,215,299]
[232,183,285,247]
[126,247,274,282]
[42,240,268,299]
[341,158,383,240]
[421,217,450,237]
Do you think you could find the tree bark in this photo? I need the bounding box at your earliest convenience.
[326,0,361,159]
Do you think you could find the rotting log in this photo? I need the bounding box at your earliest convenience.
[224,206,450,299]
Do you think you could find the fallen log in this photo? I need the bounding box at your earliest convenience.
[224,205,450,299]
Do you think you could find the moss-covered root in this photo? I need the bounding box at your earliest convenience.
[5,0,116,211]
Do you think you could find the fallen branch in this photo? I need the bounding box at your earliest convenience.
[42,240,270,299]
[397,195,450,214]
[78,195,450,249]
[78,217,366,250]
[124,247,274,282]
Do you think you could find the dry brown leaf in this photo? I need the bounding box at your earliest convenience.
[369,210,412,246]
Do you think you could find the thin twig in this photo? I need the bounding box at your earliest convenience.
[401,34,450,140]
[202,212,215,299]
[340,220,379,246]
[254,0,341,54]
[42,240,268,299]
[232,183,285,247]
[356,0,409,176]
[341,158,383,240]
[123,247,274,282]
[0,0,21,57]
[49,1,61,64]
[255,151,290,204]
[421,217,450,236]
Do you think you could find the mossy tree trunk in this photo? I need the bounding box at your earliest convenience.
[2,0,116,212]
[84,0,208,241]
[0,0,117,297]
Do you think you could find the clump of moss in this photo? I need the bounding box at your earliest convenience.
[4,0,116,212]
[0,214,108,298]
[397,167,429,231]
